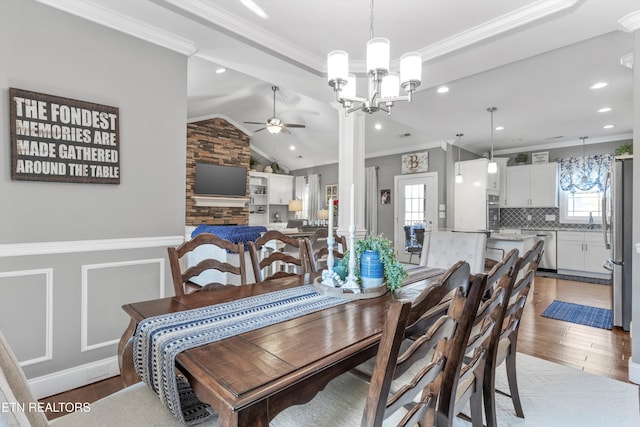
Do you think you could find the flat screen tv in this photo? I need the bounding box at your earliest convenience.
[195,163,247,197]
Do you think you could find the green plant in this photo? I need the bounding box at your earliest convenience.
[615,143,633,156]
[249,156,259,166]
[514,153,528,163]
[337,234,408,291]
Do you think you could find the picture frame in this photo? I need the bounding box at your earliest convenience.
[401,151,429,174]
[325,184,338,207]
[380,189,391,205]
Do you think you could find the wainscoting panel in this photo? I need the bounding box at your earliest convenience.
[0,269,53,366]
[81,259,165,352]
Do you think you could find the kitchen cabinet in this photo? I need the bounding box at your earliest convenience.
[453,158,503,230]
[268,174,293,205]
[505,163,558,207]
[557,231,611,278]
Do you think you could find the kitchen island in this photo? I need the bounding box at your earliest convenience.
[486,232,537,262]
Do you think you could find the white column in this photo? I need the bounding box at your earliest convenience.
[336,109,367,239]
[619,10,640,385]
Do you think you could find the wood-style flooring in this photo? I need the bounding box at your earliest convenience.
[39,276,632,420]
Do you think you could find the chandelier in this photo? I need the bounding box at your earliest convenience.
[326,0,422,115]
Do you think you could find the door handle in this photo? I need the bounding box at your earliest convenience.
[608,257,623,266]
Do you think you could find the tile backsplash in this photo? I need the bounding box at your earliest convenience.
[499,207,601,230]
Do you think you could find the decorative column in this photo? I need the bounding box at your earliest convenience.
[335,108,367,239]
[619,10,640,385]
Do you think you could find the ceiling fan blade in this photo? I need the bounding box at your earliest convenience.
[283,124,306,128]
[281,126,291,135]
[244,121,266,125]
[253,127,266,133]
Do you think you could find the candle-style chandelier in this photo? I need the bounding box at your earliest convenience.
[326,0,422,116]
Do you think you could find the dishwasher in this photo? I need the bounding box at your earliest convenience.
[521,229,556,270]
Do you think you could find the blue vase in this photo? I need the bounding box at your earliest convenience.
[360,250,384,288]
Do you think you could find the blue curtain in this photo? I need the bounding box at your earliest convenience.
[559,154,612,193]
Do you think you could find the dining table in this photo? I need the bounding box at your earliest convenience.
[118,266,444,427]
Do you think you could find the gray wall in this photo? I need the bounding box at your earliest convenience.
[0,0,187,395]
[293,146,449,239]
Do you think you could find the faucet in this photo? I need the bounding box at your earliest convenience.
[588,211,594,229]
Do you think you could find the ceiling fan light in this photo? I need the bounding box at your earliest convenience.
[400,52,422,89]
[381,73,400,98]
[366,37,390,74]
[266,124,281,134]
[327,50,349,85]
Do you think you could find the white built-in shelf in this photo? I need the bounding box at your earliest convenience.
[193,196,249,208]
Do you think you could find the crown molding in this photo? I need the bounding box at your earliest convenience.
[419,0,580,61]
[188,113,254,136]
[494,132,633,155]
[34,0,198,56]
[619,11,640,32]
[161,0,322,72]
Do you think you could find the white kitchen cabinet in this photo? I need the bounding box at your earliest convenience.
[268,174,293,205]
[557,231,611,278]
[505,163,558,207]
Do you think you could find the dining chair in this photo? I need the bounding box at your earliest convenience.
[304,228,348,273]
[419,231,487,274]
[270,263,487,427]
[0,328,216,427]
[403,225,422,264]
[167,232,247,296]
[489,239,543,419]
[248,230,308,281]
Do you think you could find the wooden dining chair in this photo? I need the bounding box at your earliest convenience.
[304,228,348,272]
[0,328,217,427]
[248,230,308,282]
[167,232,247,296]
[488,239,544,420]
[270,263,487,427]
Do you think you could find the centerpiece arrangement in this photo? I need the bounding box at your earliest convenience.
[319,185,407,295]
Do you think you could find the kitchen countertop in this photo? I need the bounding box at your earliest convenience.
[503,227,602,233]
[488,233,537,241]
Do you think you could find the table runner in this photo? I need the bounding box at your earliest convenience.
[133,285,348,425]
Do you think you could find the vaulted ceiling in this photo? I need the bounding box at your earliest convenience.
[38,0,638,170]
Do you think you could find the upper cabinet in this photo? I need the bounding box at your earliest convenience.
[504,163,558,207]
[267,174,293,205]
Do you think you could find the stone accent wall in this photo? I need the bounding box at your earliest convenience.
[186,118,251,226]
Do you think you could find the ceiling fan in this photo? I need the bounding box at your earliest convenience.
[244,86,306,134]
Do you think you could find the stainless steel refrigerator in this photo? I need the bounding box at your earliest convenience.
[603,156,633,331]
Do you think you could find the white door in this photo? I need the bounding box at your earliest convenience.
[394,173,438,263]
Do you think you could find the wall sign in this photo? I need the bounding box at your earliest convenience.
[9,88,120,184]
[531,151,549,164]
[401,152,429,174]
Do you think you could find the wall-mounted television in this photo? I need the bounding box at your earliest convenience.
[194,163,247,197]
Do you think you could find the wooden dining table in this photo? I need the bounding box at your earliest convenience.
[118,266,443,427]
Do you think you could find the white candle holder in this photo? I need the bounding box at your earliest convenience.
[321,235,340,287]
[341,225,360,291]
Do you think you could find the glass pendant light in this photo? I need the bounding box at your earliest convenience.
[580,136,589,184]
[487,107,498,174]
[455,133,463,184]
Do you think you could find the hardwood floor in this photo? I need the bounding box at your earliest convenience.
[39,275,632,420]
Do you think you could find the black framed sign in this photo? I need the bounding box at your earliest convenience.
[9,88,120,184]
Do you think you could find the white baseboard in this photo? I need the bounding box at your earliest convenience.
[28,356,120,399]
[629,357,640,385]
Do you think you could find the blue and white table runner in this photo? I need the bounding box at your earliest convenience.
[133,285,348,425]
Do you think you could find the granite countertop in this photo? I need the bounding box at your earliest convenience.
[488,233,537,241]
[519,227,602,233]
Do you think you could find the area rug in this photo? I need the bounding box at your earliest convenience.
[541,300,613,329]
[271,353,640,427]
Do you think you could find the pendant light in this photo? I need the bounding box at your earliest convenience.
[455,133,463,184]
[487,107,498,174]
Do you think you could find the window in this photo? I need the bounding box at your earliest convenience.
[559,188,601,223]
[403,184,425,226]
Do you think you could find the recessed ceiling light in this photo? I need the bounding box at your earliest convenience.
[597,107,612,113]
[603,124,615,129]
[436,86,449,94]
[215,67,226,74]
[240,0,268,19]
[590,82,608,89]
[290,145,296,150]
[495,126,504,131]
[374,123,382,130]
